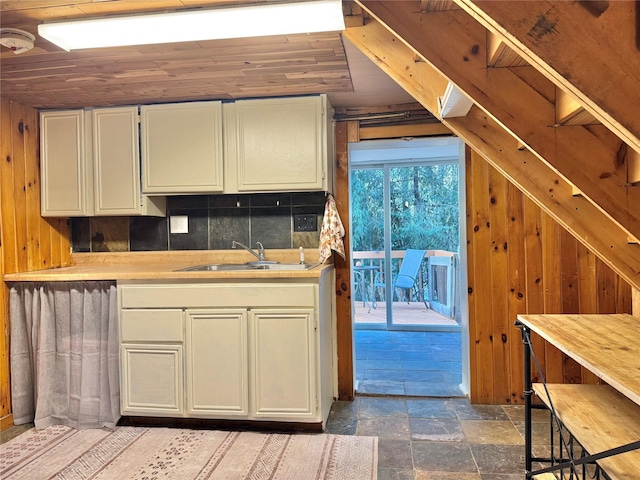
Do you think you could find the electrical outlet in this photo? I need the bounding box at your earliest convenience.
[294,214,317,232]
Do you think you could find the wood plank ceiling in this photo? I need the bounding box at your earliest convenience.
[0,0,419,110]
[0,0,352,108]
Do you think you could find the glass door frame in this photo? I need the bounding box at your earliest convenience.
[349,137,465,332]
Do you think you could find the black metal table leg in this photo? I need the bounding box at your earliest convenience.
[516,321,533,478]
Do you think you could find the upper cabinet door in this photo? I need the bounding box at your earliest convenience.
[141,101,223,194]
[232,95,330,192]
[40,110,88,216]
[92,106,142,215]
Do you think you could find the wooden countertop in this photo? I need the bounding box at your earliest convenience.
[517,313,640,407]
[3,250,332,282]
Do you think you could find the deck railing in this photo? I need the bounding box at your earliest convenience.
[352,249,457,317]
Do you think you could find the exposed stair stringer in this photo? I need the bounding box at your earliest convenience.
[344,17,640,292]
[452,0,640,157]
[355,0,640,246]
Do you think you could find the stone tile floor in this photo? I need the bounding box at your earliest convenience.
[325,397,552,479]
[347,329,551,478]
[355,329,464,397]
[2,402,551,479]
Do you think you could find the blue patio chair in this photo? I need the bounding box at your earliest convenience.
[373,249,428,309]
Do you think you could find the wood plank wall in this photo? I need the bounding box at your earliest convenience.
[0,114,633,426]
[466,148,632,405]
[0,97,71,430]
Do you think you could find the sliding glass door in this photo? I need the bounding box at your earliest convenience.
[388,164,458,328]
[351,167,385,326]
[349,137,462,331]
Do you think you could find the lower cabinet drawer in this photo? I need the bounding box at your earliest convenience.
[120,309,183,342]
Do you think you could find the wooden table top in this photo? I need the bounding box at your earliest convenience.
[517,314,640,407]
[533,383,640,480]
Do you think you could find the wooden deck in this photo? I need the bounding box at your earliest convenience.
[354,301,458,327]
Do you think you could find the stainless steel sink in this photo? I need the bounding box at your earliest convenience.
[175,262,319,272]
[177,263,253,271]
[259,262,320,270]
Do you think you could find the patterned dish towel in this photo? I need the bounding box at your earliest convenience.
[319,194,346,263]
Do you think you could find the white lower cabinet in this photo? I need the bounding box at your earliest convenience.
[121,344,184,416]
[120,309,184,416]
[185,309,248,417]
[118,277,335,426]
[250,310,316,421]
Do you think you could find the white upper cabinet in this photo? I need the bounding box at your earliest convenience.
[224,95,334,193]
[40,110,88,216]
[92,107,165,216]
[40,107,166,217]
[141,101,224,194]
[41,96,334,212]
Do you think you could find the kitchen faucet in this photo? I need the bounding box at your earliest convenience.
[232,241,266,261]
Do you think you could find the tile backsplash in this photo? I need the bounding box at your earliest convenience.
[71,192,327,253]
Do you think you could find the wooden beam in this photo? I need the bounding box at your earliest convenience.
[347,120,360,144]
[633,288,640,317]
[343,0,365,28]
[1,98,18,274]
[0,221,10,432]
[487,31,528,68]
[343,22,447,115]
[334,121,355,401]
[447,107,640,292]
[355,1,640,243]
[345,17,640,292]
[452,0,640,156]
[555,87,598,126]
[359,123,451,139]
[421,0,459,12]
[630,147,640,185]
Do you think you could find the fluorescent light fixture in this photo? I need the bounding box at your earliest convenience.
[38,0,345,51]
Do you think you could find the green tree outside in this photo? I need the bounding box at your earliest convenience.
[351,164,459,305]
[351,164,459,253]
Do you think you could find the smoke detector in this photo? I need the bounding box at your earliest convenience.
[0,28,36,54]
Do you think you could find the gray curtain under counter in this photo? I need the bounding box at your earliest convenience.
[9,281,120,430]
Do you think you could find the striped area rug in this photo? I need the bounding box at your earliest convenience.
[0,425,377,480]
